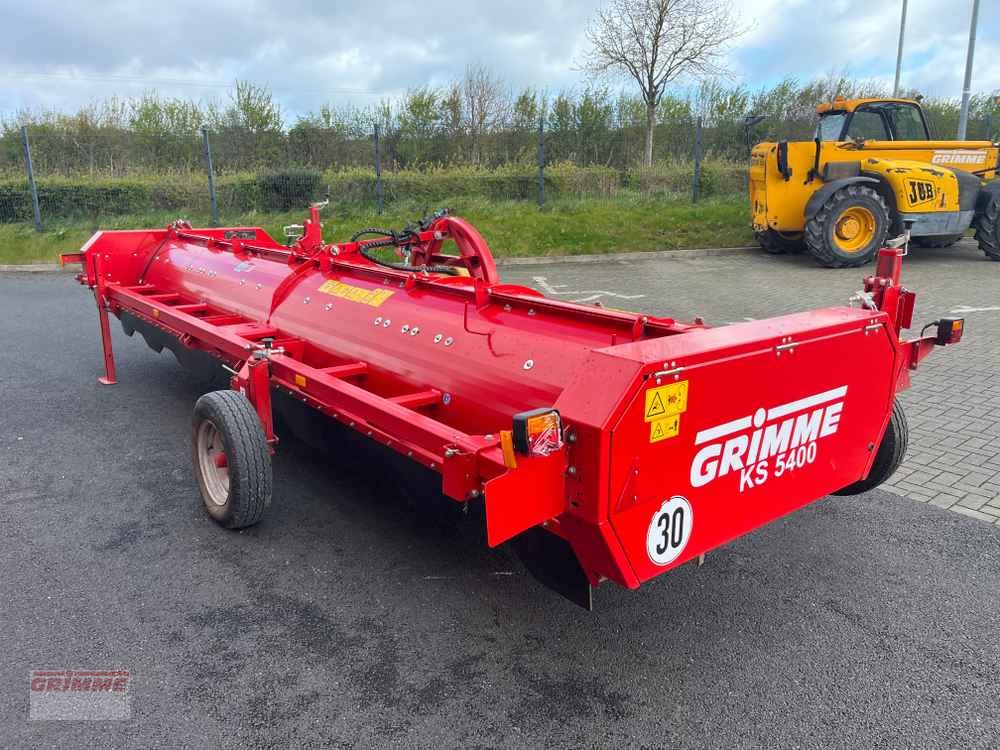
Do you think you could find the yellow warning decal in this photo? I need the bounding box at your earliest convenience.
[317,279,394,307]
[650,414,681,443]
[644,380,688,422]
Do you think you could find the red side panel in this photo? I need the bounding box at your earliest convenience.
[602,310,899,584]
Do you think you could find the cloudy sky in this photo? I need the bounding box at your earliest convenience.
[0,0,995,119]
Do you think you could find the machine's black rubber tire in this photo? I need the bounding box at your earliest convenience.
[804,185,890,268]
[912,234,963,248]
[974,193,1000,261]
[192,390,272,529]
[755,229,805,254]
[834,398,909,496]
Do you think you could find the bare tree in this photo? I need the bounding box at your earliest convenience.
[461,65,509,164]
[580,0,746,166]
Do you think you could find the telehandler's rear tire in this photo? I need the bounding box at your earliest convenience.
[755,229,805,255]
[834,398,908,496]
[974,193,1000,262]
[192,390,272,529]
[912,234,963,248]
[805,185,889,268]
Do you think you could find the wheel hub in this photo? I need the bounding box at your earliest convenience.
[837,217,860,240]
[196,420,230,506]
[834,207,875,253]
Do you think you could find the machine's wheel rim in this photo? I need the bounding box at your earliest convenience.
[833,206,876,253]
[196,420,230,506]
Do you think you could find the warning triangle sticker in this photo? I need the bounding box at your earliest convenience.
[645,392,666,420]
[649,415,679,443]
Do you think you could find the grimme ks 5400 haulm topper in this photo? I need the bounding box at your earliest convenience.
[63,205,963,608]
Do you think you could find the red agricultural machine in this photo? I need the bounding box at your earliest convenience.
[62,204,963,608]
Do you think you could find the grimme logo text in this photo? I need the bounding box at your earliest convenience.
[931,150,987,165]
[30,670,129,693]
[690,386,847,492]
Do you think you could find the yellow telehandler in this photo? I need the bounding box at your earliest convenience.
[749,97,1000,267]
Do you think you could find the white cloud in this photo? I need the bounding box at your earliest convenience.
[730,0,997,98]
[0,0,994,118]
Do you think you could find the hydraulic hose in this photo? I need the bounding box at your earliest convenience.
[351,225,458,275]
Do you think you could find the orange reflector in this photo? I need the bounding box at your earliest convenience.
[499,430,518,469]
[294,373,308,388]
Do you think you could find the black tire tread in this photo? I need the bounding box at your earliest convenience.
[912,234,962,248]
[755,229,804,255]
[835,398,908,496]
[804,185,889,268]
[975,194,1000,261]
[192,390,272,529]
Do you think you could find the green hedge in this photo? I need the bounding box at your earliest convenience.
[625,159,746,198]
[315,164,620,206]
[0,163,743,224]
[0,176,210,223]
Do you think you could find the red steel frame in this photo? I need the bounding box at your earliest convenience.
[61,206,953,600]
[62,207,705,512]
[62,209,579,525]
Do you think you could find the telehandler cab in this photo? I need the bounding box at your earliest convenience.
[749,97,1000,267]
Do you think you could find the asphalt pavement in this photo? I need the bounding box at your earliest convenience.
[2,246,999,748]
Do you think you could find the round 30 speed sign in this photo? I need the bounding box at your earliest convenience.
[646,496,693,566]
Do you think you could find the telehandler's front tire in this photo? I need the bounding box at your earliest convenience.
[755,229,805,255]
[805,185,889,268]
[974,193,1000,262]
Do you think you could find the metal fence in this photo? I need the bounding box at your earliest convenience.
[2,108,997,230]
[1,119,747,230]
